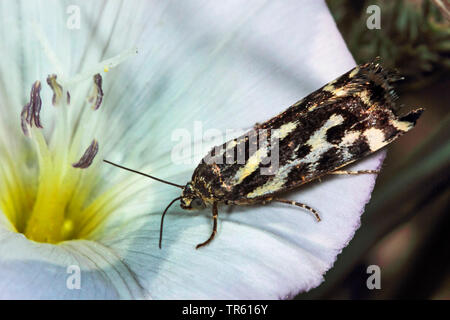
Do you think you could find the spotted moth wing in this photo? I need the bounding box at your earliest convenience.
[190,61,423,203]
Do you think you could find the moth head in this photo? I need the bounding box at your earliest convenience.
[180,182,205,210]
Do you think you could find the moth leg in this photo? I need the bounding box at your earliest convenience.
[196,202,218,249]
[272,198,321,222]
[330,169,379,175]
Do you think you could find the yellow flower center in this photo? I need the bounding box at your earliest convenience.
[0,49,138,243]
[0,78,102,243]
[24,135,101,243]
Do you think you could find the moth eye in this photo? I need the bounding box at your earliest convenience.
[191,198,204,209]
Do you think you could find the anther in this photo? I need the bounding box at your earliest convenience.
[46,74,70,106]
[89,74,104,110]
[72,139,99,169]
[21,81,43,136]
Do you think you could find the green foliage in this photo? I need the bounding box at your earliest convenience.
[327,0,450,90]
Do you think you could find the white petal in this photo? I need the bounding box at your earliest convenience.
[88,0,355,165]
[0,226,145,299]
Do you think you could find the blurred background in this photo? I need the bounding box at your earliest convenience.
[298,0,449,300]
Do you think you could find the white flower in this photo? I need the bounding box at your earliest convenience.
[0,0,383,299]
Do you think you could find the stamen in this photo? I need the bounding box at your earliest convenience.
[88,74,104,110]
[72,139,99,169]
[20,104,31,137]
[46,74,70,106]
[30,82,43,128]
[10,50,140,243]
[20,81,43,136]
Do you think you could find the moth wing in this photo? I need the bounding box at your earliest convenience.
[195,61,423,202]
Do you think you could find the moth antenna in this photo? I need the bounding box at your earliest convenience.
[103,159,184,189]
[159,196,182,249]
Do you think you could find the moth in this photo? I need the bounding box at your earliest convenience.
[105,59,423,249]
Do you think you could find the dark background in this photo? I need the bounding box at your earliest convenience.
[297,0,449,299]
